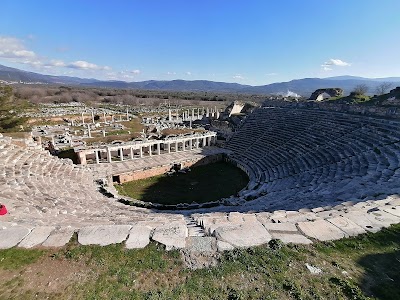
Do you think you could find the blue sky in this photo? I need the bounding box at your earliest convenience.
[1,0,399,85]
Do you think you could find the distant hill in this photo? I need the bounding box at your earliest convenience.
[1,64,399,97]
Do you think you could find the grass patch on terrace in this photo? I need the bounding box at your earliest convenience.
[115,161,248,205]
[0,224,399,299]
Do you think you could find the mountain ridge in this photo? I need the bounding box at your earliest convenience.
[1,63,399,96]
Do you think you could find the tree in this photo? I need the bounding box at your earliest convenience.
[375,82,392,95]
[0,85,25,131]
[352,84,369,95]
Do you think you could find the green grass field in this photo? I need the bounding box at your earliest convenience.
[0,224,399,299]
[115,161,249,205]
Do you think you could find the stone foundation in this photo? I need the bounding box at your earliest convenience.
[115,153,225,183]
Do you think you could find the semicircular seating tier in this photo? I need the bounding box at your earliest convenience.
[0,136,182,227]
[225,107,400,211]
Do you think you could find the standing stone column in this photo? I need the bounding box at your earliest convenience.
[196,138,199,148]
[130,147,134,159]
[87,124,92,138]
[91,111,95,124]
[167,143,170,153]
[168,109,172,122]
[103,112,106,123]
[95,150,100,164]
[126,108,129,121]
[189,139,192,150]
[182,140,186,151]
[81,112,85,124]
[107,148,112,163]
[111,115,115,123]
[119,148,124,161]
[175,141,178,152]
[77,152,86,165]
[157,143,161,155]
[149,145,152,156]
[192,109,195,120]
[197,108,200,120]
[206,107,210,118]
[139,147,143,158]
[203,137,207,147]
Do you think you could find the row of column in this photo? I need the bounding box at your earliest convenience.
[168,107,221,122]
[81,108,130,125]
[87,135,217,164]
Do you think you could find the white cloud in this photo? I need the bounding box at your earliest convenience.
[265,72,277,76]
[131,69,141,74]
[46,59,66,67]
[323,58,351,67]
[0,36,37,59]
[322,66,333,71]
[167,71,176,75]
[66,60,110,70]
[321,58,351,71]
[185,71,192,75]
[233,74,244,80]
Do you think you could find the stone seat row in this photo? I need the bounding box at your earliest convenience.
[226,108,400,211]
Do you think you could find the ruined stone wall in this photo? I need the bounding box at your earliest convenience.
[116,154,224,183]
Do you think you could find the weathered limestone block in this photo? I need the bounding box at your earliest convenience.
[297,219,346,241]
[383,206,400,217]
[152,222,188,250]
[42,227,75,247]
[217,240,235,251]
[326,216,366,237]
[125,224,152,249]
[263,222,298,232]
[368,209,400,226]
[270,232,313,245]
[342,212,381,233]
[78,225,131,246]
[214,221,271,248]
[18,226,55,248]
[0,226,31,249]
[227,212,244,223]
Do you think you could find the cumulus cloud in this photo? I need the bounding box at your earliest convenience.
[130,69,141,74]
[66,60,110,70]
[167,71,176,75]
[321,58,351,71]
[322,58,351,68]
[0,36,37,59]
[185,71,192,75]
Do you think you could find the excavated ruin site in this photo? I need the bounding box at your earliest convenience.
[1,103,400,252]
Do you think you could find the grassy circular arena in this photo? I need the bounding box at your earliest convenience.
[114,161,248,205]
